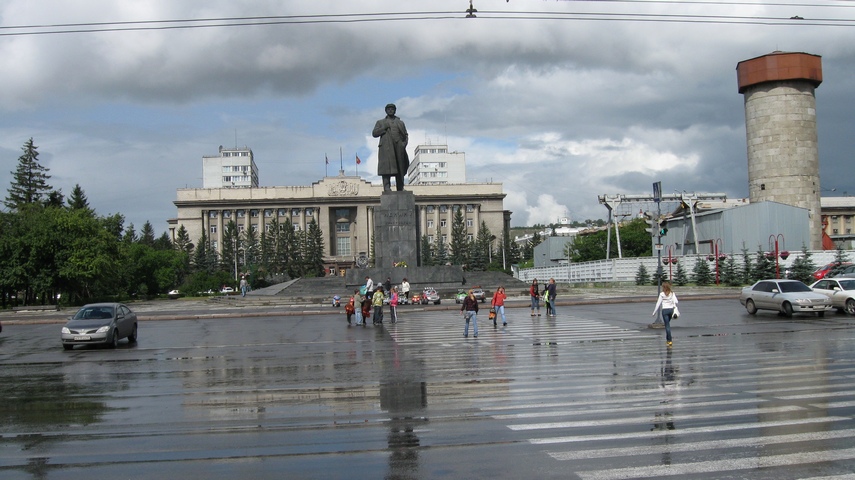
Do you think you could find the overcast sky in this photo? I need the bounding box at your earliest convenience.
[1,1,853,234]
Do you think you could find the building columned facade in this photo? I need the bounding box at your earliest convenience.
[171,171,510,275]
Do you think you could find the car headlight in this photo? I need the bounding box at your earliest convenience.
[794,298,811,304]
[96,326,111,333]
[61,327,70,334]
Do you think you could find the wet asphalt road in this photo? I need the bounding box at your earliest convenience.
[3,299,855,479]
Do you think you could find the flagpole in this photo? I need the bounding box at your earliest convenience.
[324,153,328,177]
[339,147,343,171]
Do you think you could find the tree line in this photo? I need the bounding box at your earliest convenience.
[0,139,326,307]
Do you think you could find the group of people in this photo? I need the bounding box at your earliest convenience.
[528,278,558,317]
[345,276,412,327]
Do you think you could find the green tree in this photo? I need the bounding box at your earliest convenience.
[449,208,469,266]
[673,261,689,286]
[751,247,776,281]
[420,235,434,267]
[788,244,817,284]
[5,138,53,211]
[139,221,156,247]
[721,255,742,286]
[693,257,714,286]
[740,245,754,284]
[635,264,650,285]
[304,218,325,277]
[470,221,493,271]
[433,235,449,266]
[66,184,92,213]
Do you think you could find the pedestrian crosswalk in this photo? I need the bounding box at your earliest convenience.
[367,307,855,478]
[386,310,657,346]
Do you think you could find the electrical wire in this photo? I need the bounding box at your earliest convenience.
[0,5,853,38]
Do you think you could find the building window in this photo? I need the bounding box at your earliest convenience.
[440,205,448,213]
[278,208,287,217]
[266,224,274,233]
[336,237,352,256]
[426,205,435,213]
[237,210,245,218]
[292,208,301,217]
[466,204,475,212]
[210,225,217,234]
[440,219,447,228]
[428,235,434,244]
[427,220,434,229]
[467,234,474,241]
[250,210,259,218]
[264,209,273,217]
[306,208,314,217]
[237,225,245,233]
[466,219,473,227]
[441,234,448,244]
[211,241,218,249]
[222,166,231,172]
[223,210,231,218]
[336,223,350,233]
[208,211,218,218]
[251,225,258,232]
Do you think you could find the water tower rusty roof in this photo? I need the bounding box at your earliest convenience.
[736,51,822,94]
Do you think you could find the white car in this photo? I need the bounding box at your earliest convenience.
[740,279,830,318]
[810,278,855,315]
[220,287,235,294]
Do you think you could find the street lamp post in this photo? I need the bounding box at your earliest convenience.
[768,234,788,279]
[664,245,676,281]
[707,238,724,285]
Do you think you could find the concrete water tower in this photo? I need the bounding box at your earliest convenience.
[737,51,823,250]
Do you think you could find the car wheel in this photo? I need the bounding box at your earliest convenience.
[127,323,138,343]
[109,330,119,349]
[435,300,441,305]
[781,302,793,318]
[846,298,855,315]
[63,344,73,351]
[817,310,825,318]
[745,299,757,315]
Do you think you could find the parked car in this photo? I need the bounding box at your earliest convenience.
[455,289,467,304]
[410,292,423,304]
[831,264,855,279]
[168,289,181,299]
[740,279,831,318]
[471,287,486,303]
[812,262,852,281]
[61,303,138,350]
[810,278,855,315]
[220,286,235,294]
[422,288,441,305]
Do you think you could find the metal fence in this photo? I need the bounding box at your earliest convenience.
[515,250,852,284]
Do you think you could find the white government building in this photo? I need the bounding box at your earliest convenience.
[170,144,510,275]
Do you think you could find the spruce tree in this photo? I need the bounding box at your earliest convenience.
[693,258,714,286]
[673,261,689,286]
[635,264,650,285]
[788,244,817,284]
[5,138,53,210]
[449,208,468,266]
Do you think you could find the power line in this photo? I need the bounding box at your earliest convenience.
[1,6,854,38]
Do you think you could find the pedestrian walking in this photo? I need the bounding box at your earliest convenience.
[461,289,479,338]
[389,286,399,324]
[352,289,364,326]
[361,293,372,327]
[345,293,355,326]
[372,287,385,325]
[652,281,679,347]
[401,278,411,302]
[545,278,557,316]
[530,279,540,317]
[492,285,507,327]
[240,276,248,297]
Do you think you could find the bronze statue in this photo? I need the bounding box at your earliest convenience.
[372,103,409,191]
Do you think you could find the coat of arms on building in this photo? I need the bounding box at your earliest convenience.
[327,181,359,197]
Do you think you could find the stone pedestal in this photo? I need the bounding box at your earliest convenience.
[374,191,418,269]
[344,190,464,289]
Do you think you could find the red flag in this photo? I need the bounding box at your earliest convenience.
[325,154,329,165]
[356,154,361,165]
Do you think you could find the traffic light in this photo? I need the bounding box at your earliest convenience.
[645,216,657,237]
[658,223,668,236]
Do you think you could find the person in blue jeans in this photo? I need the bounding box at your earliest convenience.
[545,278,557,316]
[652,282,679,347]
[461,290,479,338]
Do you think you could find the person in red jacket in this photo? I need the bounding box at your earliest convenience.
[529,279,541,317]
[491,285,507,327]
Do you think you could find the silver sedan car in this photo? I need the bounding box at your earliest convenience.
[740,279,831,318]
[61,303,138,350]
[810,278,855,315]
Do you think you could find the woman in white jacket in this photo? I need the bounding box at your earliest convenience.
[652,282,679,347]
